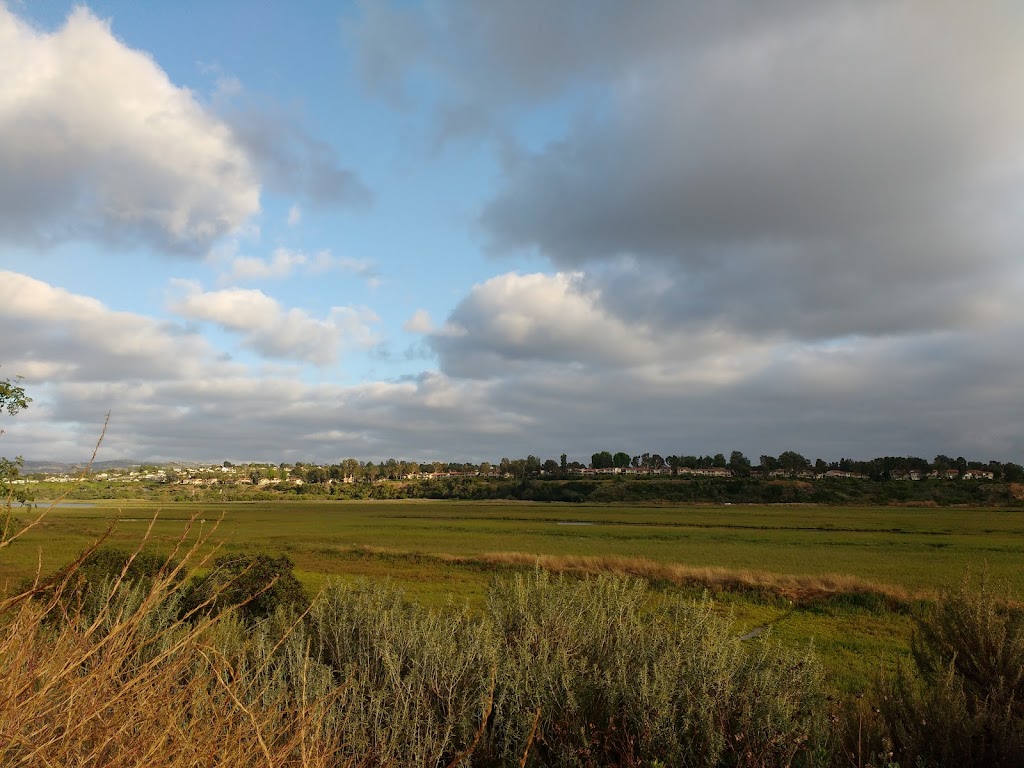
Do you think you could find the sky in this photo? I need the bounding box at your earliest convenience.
[1,0,1023,466]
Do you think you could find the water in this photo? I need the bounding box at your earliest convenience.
[7,501,96,508]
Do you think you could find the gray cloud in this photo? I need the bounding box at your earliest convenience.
[223,102,372,210]
[353,1,1024,342]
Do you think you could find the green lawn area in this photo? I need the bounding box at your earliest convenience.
[3,498,1021,692]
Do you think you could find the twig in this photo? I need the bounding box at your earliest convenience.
[520,706,542,768]
[445,665,496,768]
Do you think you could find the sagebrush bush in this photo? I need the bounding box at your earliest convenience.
[875,572,1024,767]
[308,580,497,765]
[483,570,827,768]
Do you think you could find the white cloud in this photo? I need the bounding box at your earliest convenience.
[220,248,310,282]
[403,309,435,334]
[287,204,301,227]
[430,272,768,385]
[0,5,259,254]
[168,281,379,365]
[0,270,223,382]
[353,1,1024,343]
[218,248,380,285]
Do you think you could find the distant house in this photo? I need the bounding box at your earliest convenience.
[962,469,994,480]
[890,470,923,481]
[679,467,732,478]
[823,470,866,480]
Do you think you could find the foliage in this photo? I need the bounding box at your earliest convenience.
[874,572,1024,766]
[184,551,310,622]
[7,507,834,767]
[308,580,497,764]
[483,570,829,767]
[27,545,182,622]
[0,372,31,507]
[0,373,30,416]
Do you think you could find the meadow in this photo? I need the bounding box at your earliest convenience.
[4,498,1023,692]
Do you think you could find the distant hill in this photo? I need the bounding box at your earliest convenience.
[18,459,217,474]
[19,459,143,474]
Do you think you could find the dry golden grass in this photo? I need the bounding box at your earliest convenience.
[0,509,349,768]
[345,544,927,606]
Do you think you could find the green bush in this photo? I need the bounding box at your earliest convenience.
[876,573,1024,767]
[308,580,497,765]
[484,570,827,767]
[308,571,829,767]
[183,552,309,622]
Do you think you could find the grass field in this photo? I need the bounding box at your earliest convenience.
[4,498,1022,691]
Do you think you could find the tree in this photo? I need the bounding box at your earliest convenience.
[184,553,308,623]
[728,451,752,475]
[613,452,631,469]
[1003,462,1024,483]
[778,451,810,472]
[525,455,541,476]
[591,451,614,469]
[1,372,31,506]
[0,374,30,416]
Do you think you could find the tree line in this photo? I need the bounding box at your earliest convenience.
[220,450,1024,485]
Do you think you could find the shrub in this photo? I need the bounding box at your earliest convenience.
[308,580,497,765]
[484,570,828,768]
[183,552,309,622]
[875,572,1024,767]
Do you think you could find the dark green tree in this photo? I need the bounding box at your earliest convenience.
[778,451,811,472]
[728,451,752,475]
[1003,463,1024,483]
[184,553,308,623]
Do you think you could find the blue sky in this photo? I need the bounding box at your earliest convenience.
[2,1,1023,465]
